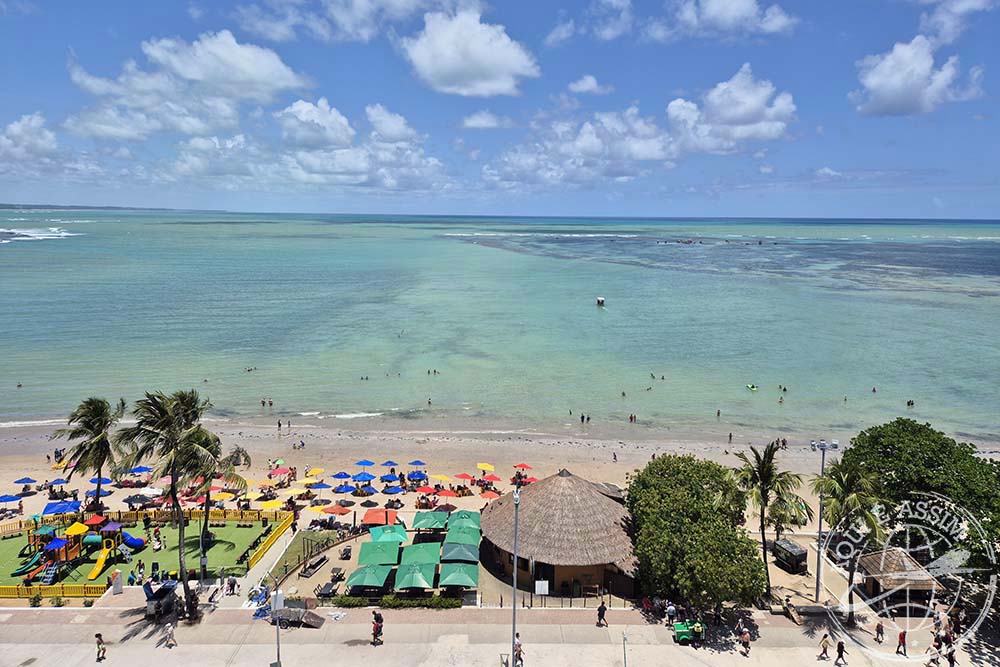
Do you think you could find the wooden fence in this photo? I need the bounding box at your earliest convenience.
[0,583,108,598]
[247,512,295,569]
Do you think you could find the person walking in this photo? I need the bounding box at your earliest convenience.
[897,629,908,656]
[834,640,848,665]
[925,644,941,666]
[875,620,885,643]
[514,632,524,667]
[597,600,608,627]
[818,633,831,660]
[164,622,177,648]
[95,633,107,662]
[371,610,384,646]
[740,628,752,656]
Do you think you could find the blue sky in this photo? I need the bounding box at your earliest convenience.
[0,0,997,218]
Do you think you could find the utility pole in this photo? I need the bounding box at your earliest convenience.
[511,487,521,666]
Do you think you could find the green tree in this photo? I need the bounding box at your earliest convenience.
[767,493,814,545]
[810,459,884,624]
[53,397,126,511]
[117,390,217,619]
[190,442,250,562]
[628,455,766,608]
[734,442,808,596]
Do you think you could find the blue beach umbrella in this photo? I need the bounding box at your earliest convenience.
[353,472,376,482]
[407,471,428,481]
[14,477,36,485]
[49,478,69,486]
[311,482,332,490]
[408,460,426,467]
[86,488,112,497]
[332,471,351,480]
[360,485,378,495]
[130,466,152,474]
[381,460,399,467]
[42,500,81,515]
[335,484,355,494]
[90,477,112,485]
[384,486,404,494]
[380,474,398,483]
[0,494,21,503]
[355,459,376,468]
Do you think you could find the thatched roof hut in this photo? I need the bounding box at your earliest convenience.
[481,468,636,574]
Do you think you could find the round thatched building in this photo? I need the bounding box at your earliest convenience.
[481,468,636,598]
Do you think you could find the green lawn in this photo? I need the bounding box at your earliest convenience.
[270,530,338,581]
[0,523,268,585]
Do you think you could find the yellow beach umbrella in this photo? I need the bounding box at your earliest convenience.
[306,467,324,477]
[476,462,494,472]
[301,476,320,484]
[430,474,450,482]
[277,488,299,496]
[306,505,327,514]
[214,492,235,501]
[259,499,283,509]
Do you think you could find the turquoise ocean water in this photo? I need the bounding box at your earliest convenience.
[2,210,999,442]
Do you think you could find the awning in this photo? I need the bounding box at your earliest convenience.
[345,564,393,589]
[439,562,479,588]
[448,510,481,529]
[412,512,447,530]
[393,563,436,591]
[44,537,68,551]
[64,522,90,537]
[441,542,479,563]
[401,542,441,565]
[101,521,123,533]
[362,508,397,526]
[83,515,106,526]
[357,541,400,566]
[33,525,56,536]
[444,527,481,546]
[369,525,408,544]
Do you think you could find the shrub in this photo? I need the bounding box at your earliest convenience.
[326,595,367,608]
[49,596,65,607]
[29,593,43,607]
[378,595,462,609]
[83,598,95,607]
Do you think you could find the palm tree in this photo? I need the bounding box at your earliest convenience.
[734,442,807,597]
[810,459,884,624]
[767,494,815,544]
[117,390,217,619]
[190,441,250,562]
[53,397,126,511]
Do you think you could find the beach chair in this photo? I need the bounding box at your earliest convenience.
[338,545,352,560]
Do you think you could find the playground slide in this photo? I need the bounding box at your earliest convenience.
[87,547,112,581]
[25,561,47,581]
[121,532,146,550]
[10,552,41,577]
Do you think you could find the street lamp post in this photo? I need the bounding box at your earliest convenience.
[264,571,282,667]
[813,439,836,603]
[511,487,521,666]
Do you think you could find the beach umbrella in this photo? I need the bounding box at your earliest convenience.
[259,499,284,509]
[299,476,320,484]
[0,494,21,503]
[359,485,378,495]
[89,477,112,485]
[130,466,152,474]
[445,527,481,546]
[270,467,290,476]
[436,503,457,513]
[49,478,69,486]
[513,463,532,470]
[214,492,235,501]
[86,488,112,497]
[408,460,426,467]
[482,474,502,483]
[13,477,36,485]
[430,474,450,482]
[345,564,393,589]
[272,458,284,465]
[449,510,481,528]
[324,504,351,516]
[407,471,427,481]
[415,485,436,494]
[139,486,162,497]
[361,508,398,526]
[436,489,458,498]
[335,484,355,494]
[306,467,324,477]
[306,506,328,514]
[524,477,538,484]
[353,472,376,482]
[311,482,332,490]
[481,491,500,500]
[476,462,494,472]
[394,563,436,591]
[332,471,351,479]
[383,486,404,494]
[370,525,409,544]
[400,542,440,565]
[360,499,378,507]
[439,562,479,588]
[122,494,149,505]
[441,542,479,563]
[380,474,398,483]
[355,459,376,468]
[411,512,447,530]
[454,473,475,481]
[358,541,400,566]
[381,460,398,468]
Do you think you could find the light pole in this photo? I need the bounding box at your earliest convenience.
[511,487,521,666]
[622,630,628,667]
[813,439,836,602]
[264,571,282,667]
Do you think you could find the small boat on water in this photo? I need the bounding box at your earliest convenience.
[596,297,605,307]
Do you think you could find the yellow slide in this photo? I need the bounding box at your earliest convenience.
[87,547,111,581]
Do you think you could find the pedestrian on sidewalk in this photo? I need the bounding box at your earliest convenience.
[897,630,908,656]
[95,633,107,662]
[164,622,177,648]
[371,610,384,646]
[597,600,608,627]
[875,620,884,643]
[818,633,831,660]
[740,628,752,656]
[925,643,941,666]
[834,640,848,665]
[514,632,524,667]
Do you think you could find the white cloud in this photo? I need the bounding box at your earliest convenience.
[235,0,437,43]
[590,0,633,40]
[401,10,540,97]
[365,103,419,142]
[815,166,842,179]
[0,113,57,160]
[544,18,576,47]
[568,74,614,95]
[918,0,996,46]
[187,3,203,20]
[646,0,797,40]
[851,35,982,116]
[274,97,355,147]
[65,30,305,141]
[758,163,774,174]
[461,110,513,129]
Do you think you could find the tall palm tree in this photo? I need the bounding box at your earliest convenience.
[767,493,815,544]
[190,441,250,562]
[734,442,807,597]
[810,459,884,624]
[117,390,216,619]
[53,397,126,511]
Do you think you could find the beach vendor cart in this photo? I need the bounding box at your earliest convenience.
[672,619,706,645]
[270,598,325,629]
[143,580,179,618]
[772,538,808,574]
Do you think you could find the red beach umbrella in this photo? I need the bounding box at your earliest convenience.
[482,474,501,482]
[454,473,475,481]
[523,477,538,484]
[513,463,532,470]
[416,486,436,494]
[481,491,500,500]
[324,505,350,516]
[436,489,458,497]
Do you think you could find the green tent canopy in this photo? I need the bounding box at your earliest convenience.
[447,510,481,529]
[441,542,479,563]
[394,563,436,591]
[438,562,479,588]
[369,524,408,544]
[412,511,448,530]
[444,526,481,546]
[358,540,401,566]
[400,542,441,565]
[345,564,393,588]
